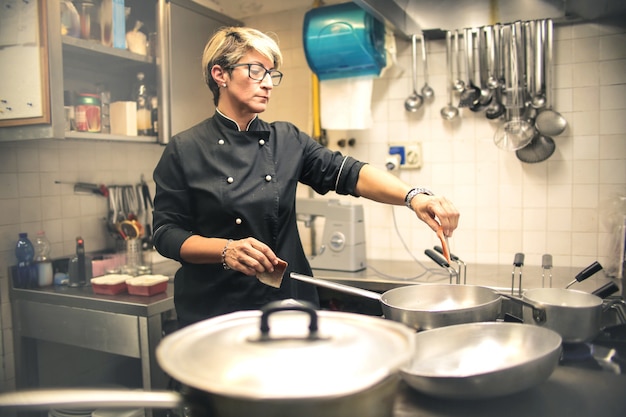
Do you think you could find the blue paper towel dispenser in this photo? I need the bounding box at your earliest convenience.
[303,3,386,80]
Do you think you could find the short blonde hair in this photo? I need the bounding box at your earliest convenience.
[202,27,283,105]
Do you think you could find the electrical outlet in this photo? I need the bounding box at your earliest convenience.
[405,143,423,169]
[389,142,422,169]
[388,145,406,164]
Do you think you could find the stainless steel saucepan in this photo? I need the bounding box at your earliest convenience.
[426,252,609,343]
[290,273,502,330]
[0,300,415,417]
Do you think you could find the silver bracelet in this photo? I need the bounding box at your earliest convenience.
[222,239,233,270]
[405,187,434,209]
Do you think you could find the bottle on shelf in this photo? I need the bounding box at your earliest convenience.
[78,0,100,42]
[15,233,36,289]
[100,0,113,47]
[97,83,111,134]
[150,96,158,136]
[60,0,81,38]
[34,231,54,287]
[69,237,92,287]
[134,72,152,136]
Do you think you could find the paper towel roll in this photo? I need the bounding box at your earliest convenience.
[320,76,374,130]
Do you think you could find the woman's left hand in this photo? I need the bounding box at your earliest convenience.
[223,237,280,276]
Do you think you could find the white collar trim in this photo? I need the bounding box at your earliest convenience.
[216,109,258,132]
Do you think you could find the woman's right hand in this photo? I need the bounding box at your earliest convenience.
[223,237,280,276]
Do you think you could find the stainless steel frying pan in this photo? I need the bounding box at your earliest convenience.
[290,273,502,330]
[400,322,562,399]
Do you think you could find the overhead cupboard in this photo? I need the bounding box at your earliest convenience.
[0,0,240,144]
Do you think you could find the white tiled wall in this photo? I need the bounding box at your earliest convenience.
[0,6,625,391]
[249,8,626,270]
[0,141,164,391]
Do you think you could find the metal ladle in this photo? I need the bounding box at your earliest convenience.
[535,19,567,136]
[458,28,481,108]
[470,26,492,112]
[420,32,435,99]
[440,31,459,120]
[493,22,534,151]
[530,19,546,110]
[516,20,556,164]
[452,30,465,92]
[485,24,505,120]
[523,20,539,123]
[405,34,424,112]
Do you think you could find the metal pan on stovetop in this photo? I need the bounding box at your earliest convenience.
[291,273,566,400]
[290,272,503,331]
[426,249,617,343]
[0,300,416,417]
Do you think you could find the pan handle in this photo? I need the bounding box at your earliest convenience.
[290,273,383,301]
[566,261,603,288]
[424,249,459,284]
[433,245,460,262]
[498,293,547,324]
[0,389,182,410]
[592,281,619,299]
[425,249,450,268]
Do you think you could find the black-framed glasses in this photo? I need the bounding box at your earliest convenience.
[229,63,283,86]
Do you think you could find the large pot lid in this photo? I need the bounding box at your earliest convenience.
[157,300,415,399]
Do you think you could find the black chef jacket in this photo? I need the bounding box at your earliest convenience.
[152,111,366,325]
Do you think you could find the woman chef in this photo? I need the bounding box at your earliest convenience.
[152,26,460,327]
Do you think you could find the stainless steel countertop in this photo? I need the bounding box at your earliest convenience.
[10,283,174,317]
[312,259,621,295]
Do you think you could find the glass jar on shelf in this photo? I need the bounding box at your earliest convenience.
[75,93,101,133]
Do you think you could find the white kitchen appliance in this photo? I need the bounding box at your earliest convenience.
[296,198,366,272]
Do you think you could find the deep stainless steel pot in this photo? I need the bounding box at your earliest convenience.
[290,273,502,330]
[522,287,603,343]
[0,300,415,417]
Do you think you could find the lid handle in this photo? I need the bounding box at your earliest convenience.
[253,299,325,342]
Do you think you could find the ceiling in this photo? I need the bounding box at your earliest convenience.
[193,0,344,20]
[193,0,626,28]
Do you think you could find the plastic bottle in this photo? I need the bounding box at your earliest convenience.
[34,231,54,287]
[15,233,36,289]
[134,72,151,136]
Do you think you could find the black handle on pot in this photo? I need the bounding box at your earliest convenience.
[257,299,321,341]
[566,261,603,288]
[425,249,460,284]
[592,281,619,299]
[434,245,459,261]
[425,249,450,268]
